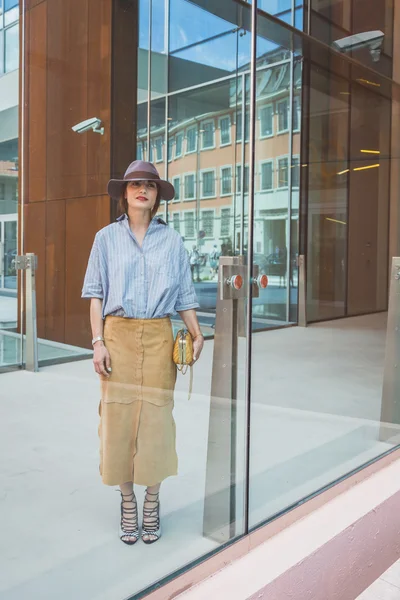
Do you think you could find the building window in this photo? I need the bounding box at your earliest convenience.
[168,137,174,162]
[172,213,180,234]
[220,208,231,237]
[201,210,214,238]
[175,132,183,158]
[0,183,5,201]
[261,161,273,191]
[137,142,143,160]
[293,96,301,131]
[220,167,232,196]
[236,165,249,193]
[260,105,273,137]
[184,212,195,238]
[184,174,195,200]
[186,127,197,153]
[143,141,148,161]
[201,170,215,198]
[201,120,215,150]
[277,99,289,132]
[219,116,231,146]
[155,137,163,162]
[278,157,289,188]
[172,176,181,200]
[292,156,300,187]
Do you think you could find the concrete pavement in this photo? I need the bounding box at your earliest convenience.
[1,313,399,600]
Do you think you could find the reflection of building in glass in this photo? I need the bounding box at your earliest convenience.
[0,0,19,320]
[137,57,301,274]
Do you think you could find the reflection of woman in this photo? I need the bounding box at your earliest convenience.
[82,160,204,545]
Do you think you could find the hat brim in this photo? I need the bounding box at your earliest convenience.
[107,177,175,201]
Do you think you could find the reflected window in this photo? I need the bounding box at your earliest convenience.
[175,132,183,158]
[172,212,180,233]
[293,95,301,131]
[260,105,273,137]
[277,156,289,187]
[201,120,215,150]
[219,116,231,146]
[5,0,18,27]
[184,173,195,200]
[236,165,249,193]
[5,22,18,72]
[236,110,250,142]
[186,126,197,153]
[201,170,216,198]
[184,211,195,237]
[221,208,231,236]
[137,142,143,160]
[173,176,181,200]
[292,156,300,187]
[168,137,174,162]
[277,98,289,132]
[261,161,273,191]
[0,31,3,76]
[201,210,214,238]
[221,166,232,196]
[155,137,163,162]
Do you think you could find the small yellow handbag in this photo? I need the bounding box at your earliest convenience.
[173,329,194,399]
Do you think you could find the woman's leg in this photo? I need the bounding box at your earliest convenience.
[142,482,161,544]
[119,481,139,544]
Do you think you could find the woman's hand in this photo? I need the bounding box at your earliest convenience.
[93,342,112,377]
[191,334,204,366]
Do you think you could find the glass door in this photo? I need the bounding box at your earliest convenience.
[0,213,20,370]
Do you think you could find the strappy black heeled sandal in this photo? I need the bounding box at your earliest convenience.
[119,491,139,545]
[142,490,161,544]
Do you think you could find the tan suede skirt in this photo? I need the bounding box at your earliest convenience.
[98,316,177,487]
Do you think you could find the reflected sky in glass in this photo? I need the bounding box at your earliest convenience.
[139,0,300,70]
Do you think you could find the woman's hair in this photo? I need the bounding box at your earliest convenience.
[118,182,162,218]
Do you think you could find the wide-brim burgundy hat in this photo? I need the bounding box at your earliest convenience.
[107,160,175,201]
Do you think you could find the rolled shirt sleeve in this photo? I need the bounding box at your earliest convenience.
[174,239,200,312]
[82,235,104,299]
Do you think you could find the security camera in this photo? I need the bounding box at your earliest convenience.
[332,30,384,62]
[72,117,104,135]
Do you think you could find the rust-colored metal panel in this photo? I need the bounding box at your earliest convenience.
[26,0,46,10]
[28,1,47,202]
[46,0,88,201]
[111,0,138,179]
[24,202,46,338]
[87,0,112,197]
[65,195,110,348]
[45,200,66,343]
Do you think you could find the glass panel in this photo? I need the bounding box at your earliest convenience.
[0,25,19,368]
[252,60,294,326]
[4,0,18,26]
[5,23,18,72]
[249,10,400,535]
[0,31,4,77]
[169,0,251,91]
[306,66,349,321]
[310,0,393,70]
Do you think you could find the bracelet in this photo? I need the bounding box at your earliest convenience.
[92,336,105,346]
[193,333,204,340]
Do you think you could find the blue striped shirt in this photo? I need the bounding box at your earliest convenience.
[81,214,199,319]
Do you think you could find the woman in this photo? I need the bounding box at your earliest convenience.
[82,160,204,546]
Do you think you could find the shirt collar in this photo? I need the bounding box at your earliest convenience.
[117,213,166,227]
[117,213,166,228]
